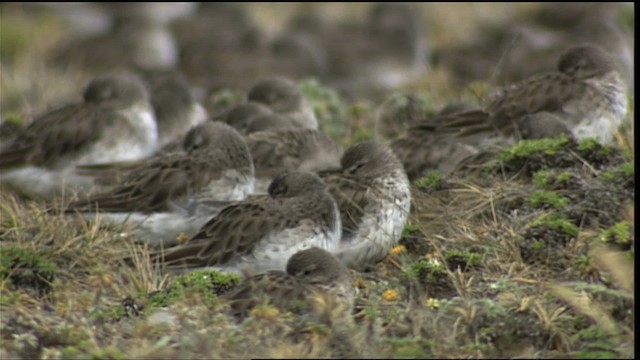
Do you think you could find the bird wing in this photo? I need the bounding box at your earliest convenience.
[0,103,112,169]
[487,72,581,130]
[67,153,215,213]
[156,196,291,268]
[246,130,307,178]
[225,271,309,318]
[321,173,370,239]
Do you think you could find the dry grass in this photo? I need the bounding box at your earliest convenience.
[0,3,634,359]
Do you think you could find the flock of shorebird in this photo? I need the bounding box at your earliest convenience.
[0,2,632,320]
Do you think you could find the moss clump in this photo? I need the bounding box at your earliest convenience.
[206,88,245,112]
[401,223,420,238]
[0,247,56,294]
[620,5,635,30]
[600,162,634,189]
[494,136,576,174]
[575,138,623,168]
[529,215,579,238]
[148,270,240,309]
[600,221,633,250]
[532,169,574,189]
[498,136,570,163]
[521,215,579,266]
[443,249,483,271]
[384,337,432,359]
[0,11,61,61]
[402,259,453,297]
[348,102,375,144]
[576,138,608,153]
[571,325,619,359]
[300,78,350,140]
[527,191,570,209]
[90,295,145,323]
[403,259,446,280]
[3,113,23,125]
[415,171,445,192]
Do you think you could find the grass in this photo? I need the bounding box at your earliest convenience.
[0,3,635,359]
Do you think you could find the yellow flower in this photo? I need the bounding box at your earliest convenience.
[176,232,190,244]
[426,298,440,309]
[250,304,280,321]
[390,245,406,256]
[383,289,399,301]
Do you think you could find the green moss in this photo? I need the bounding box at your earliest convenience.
[620,5,635,30]
[88,303,130,323]
[385,338,431,359]
[530,215,579,237]
[300,78,350,139]
[401,223,420,238]
[576,137,617,162]
[443,249,483,269]
[532,170,553,188]
[600,221,633,245]
[530,240,545,251]
[498,136,570,162]
[402,259,446,280]
[601,162,634,184]
[290,299,309,312]
[3,113,24,125]
[149,270,240,309]
[572,325,619,359]
[350,125,374,143]
[207,88,245,110]
[577,138,603,152]
[532,169,573,188]
[415,171,444,191]
[527,191,569,209]
[573,255,591,270]
[87,346,126,360]
[0,16,35,60]
[61,346,82,359]
[0,247,56,292]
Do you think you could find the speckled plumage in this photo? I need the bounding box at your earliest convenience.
[225,247,354,320]
[0,73,157,199]
[320,141,411,270]
[247,77,318,129]
[66,122,254,246]
[246,128,343,193]
[485,44,628,144]
[152,171,341,274]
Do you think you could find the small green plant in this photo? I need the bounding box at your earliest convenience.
[498,136,570,162]
[527,191,570,209]
[401,223,420,238]
[533,170,573,189]
[0,247,56,293]
[600,221,633,248]
[577,138,605,153]
[207,88,245,111]
[402,258,446,281]
[529,215,579,237]
[148,270,240,309]
[299,78,350,139]
[415,171,444,191]
[385,337,431,359]
[600,162,634,184]
[572,325,619,359]
[443,249,483,271]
